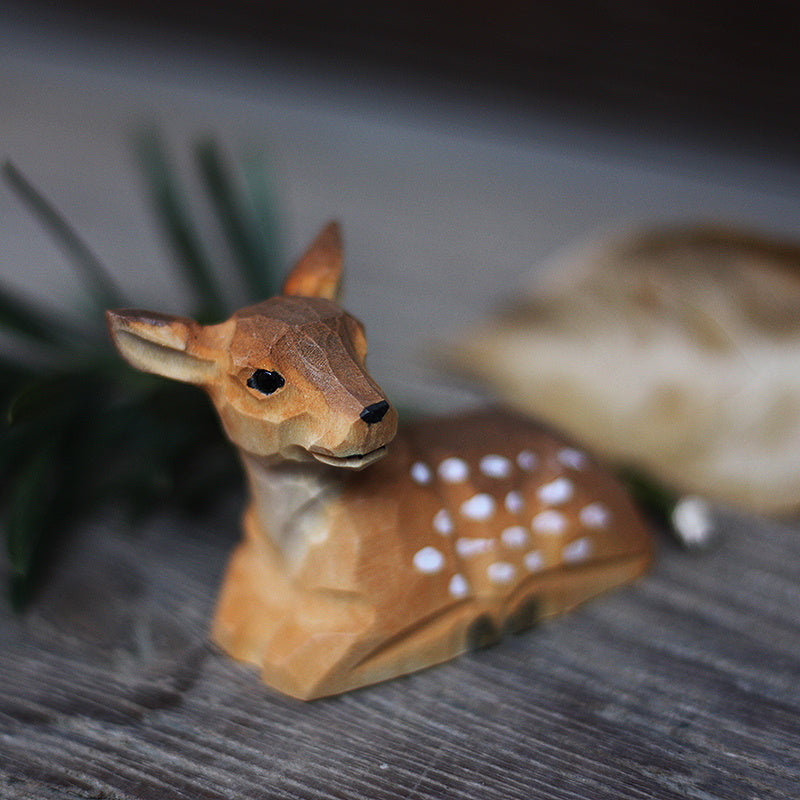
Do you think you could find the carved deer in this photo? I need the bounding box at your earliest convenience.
[107,223,652,699]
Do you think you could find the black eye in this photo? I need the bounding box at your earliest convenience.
[247,369,285,395]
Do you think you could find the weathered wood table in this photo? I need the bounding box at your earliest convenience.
[2,497,799,799]
[1,14,800,798]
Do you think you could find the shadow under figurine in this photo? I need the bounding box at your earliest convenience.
[107,222,652,700]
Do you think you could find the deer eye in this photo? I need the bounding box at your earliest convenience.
[247,369,285,395]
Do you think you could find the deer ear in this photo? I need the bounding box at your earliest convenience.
[282,221,343,300]
[106,309,216,384]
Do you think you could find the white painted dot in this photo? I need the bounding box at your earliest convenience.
[504,490,524,514]
[671,495,715,549]
[309,527,330,545]
[449,573,470,598]
[557,447,589,470]
[460,493,496,521]
[413,546,445,574]
[433,508,454,535]
[532,509,568,535]
[456,537,496,557]
[438,457,469,483]
[480,454,512,479]
[524,550,544,572]
[580,502,610,528]
[517,450,538,471]
[563,537,593,563]
[538,477,574,505]
[501,526,529,548]
[410,461,432,484]
[487,562,516,584]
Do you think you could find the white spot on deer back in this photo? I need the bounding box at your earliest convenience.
[410,461,432,484]
[501,526,529,548]
[460,493,496,521]
[413,546,445,574]
[532,509,568,535]
[524,550,544,572]
[557,448,589,470]
[671,495,715,548]
[563,537,593,563]
[438,457,469,483]
[504,491,524,514]
[517,450,538,471]
[433,508,454,535]
[538,477,574,505]
[456,537,496,557]
[580,502,610,528]
[480,454,512,478]
[487,562,516,584]
[449,573,470,598]
[308,527,329,545]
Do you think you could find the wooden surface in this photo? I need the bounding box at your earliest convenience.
[1,14,800,799]
[1,499,799,799]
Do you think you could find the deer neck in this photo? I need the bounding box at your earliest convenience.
[239,452,345,567]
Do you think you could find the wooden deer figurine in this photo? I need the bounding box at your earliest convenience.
[107,223,652,699]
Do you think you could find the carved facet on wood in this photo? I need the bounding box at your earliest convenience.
[107,222,652,700]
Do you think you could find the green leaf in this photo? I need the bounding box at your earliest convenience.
[2,133,286,609]
[6,371,99,426]
[2,160,125,311]
[241,156,283,296]
[196,139,279,300]
[0,368,29,417]
[5,446,58,593]
[134,132,226,319]
[0,424,33,487]
[617,466,677,526]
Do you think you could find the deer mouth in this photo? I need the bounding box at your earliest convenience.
[310,446,387,470]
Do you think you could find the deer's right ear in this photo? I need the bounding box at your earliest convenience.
[106,309,216,384]
[282,221,343,300]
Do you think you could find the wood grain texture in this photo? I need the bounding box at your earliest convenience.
[1,500,798,798]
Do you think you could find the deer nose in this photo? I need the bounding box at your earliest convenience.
[360,400,390,425]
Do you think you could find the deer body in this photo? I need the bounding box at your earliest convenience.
[108,223,652,699]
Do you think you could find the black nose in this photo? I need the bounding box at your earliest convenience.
[360,400,390,425]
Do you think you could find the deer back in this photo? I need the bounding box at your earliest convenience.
[216,409,651,697]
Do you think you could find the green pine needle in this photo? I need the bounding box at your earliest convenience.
[6,445,58,578]
[3,160,126,311]
[134,132,227,320]
[196,139,280,300]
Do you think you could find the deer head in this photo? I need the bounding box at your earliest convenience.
[106,222,398,468]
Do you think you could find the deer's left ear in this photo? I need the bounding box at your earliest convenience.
[106,309,216,385]
[282,221,343,300]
